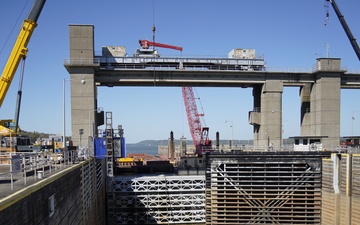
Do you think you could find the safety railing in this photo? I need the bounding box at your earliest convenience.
[100,63,267,71]
[63,58,100,66]
[219,145,295,152]
[63,57,360,75]
[345,68,360,74]
[218,144,353,153]
[0,150,78,191]
[266,67,313,73]
[311,63,348,72]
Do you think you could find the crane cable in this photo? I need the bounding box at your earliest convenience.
[0,0,31,57]
[324,0,330,27]
[152,0,156,86]
[152,0,156,52]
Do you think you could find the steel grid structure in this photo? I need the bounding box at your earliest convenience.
[96,158,106,195]
[107,175,206,224]
[81,159,95,223]
[106,111,114,177]
[80,158,107,224]
[205,152,329,224]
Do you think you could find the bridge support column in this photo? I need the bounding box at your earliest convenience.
[250,80,283,149]
[300,58,342,148]
[68,25,98,147]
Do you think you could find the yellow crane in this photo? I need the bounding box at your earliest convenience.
[0,0,46,150]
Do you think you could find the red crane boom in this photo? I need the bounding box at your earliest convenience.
[182,87,212,156]
[139,40,183,51]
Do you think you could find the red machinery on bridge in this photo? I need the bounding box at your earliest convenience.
[182,87,212,157]
[139,40,183,51]
[134,39,183,57]
[135,37,212,155]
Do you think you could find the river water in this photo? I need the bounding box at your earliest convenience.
[125,144,159,156]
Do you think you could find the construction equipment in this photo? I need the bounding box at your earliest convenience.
[135,34,210,155]
[134,39,183,57]
[0,0,46,150]
[182,87,212,157]
[326,0,360,61]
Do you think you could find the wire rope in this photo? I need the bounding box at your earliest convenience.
[0,0,31,57]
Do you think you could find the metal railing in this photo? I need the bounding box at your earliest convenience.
[99,63,266,71]
[0,150,79,191]
[63,57,360,75]
[63,58,100,66]
[311,63,348,72]
[217,144,352,152]
[346,68,360,74]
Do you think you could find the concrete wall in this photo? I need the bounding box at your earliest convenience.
[0,159,106,225]
[321,153,360,225]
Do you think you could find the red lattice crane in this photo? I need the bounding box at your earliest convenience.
[182,87,212,156]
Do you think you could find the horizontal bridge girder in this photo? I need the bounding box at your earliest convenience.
[65,57,360,88]
[94,69,314,87]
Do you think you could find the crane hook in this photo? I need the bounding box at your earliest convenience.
[324,0,330,27]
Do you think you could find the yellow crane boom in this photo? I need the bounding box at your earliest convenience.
[0,0,46,107]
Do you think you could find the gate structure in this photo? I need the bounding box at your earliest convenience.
[321,152,360,224]
[205,151,331,224]
[107,175,206,224]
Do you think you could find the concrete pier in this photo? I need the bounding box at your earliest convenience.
[250,80,283,148]
[68,25,98,146]
[301,59,342,147]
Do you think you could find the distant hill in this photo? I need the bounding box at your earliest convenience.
[130,138,294,146]
[17,132,294,146]
[18,131,52,143]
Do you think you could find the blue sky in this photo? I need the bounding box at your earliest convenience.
[0,0,359,144]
